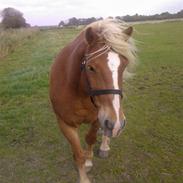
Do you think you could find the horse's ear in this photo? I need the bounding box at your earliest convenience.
[123,26,133,40]
[85,27,98,45]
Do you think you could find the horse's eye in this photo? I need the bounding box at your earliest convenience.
[86,65,95,72]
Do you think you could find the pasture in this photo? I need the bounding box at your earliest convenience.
[0,21,182,183]
[0,28,39,59]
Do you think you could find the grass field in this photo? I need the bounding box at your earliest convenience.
[0,21,182,183]
[0,28,39,59]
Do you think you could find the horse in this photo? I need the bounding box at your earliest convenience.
[49,19,137,183]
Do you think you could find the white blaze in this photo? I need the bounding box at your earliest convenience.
[107,51,121,136]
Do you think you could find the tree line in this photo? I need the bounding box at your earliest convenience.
[59,10,183,27]
[1,7,183,29]
[122,10,183,22]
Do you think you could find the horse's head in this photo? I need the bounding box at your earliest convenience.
[83,25,134,137]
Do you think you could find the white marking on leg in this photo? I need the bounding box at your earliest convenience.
[107,51,121,137]
[79,166,91,183]
[85,159,93,168]
[100,135,110,151]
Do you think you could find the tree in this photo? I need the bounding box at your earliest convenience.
[68,17,78,26]
[1,7,27,29]
[58,21,65,27]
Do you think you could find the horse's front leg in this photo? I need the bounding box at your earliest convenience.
[85,120,100,172]
[58,119,90,183]
[99,135,110,158]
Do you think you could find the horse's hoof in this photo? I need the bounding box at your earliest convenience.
[85,159,93,173]
[98,149,109,158]
[85,166,92,173]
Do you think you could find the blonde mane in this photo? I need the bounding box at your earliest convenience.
[86,19,137,79]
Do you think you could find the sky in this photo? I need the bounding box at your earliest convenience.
[0,0,183,26]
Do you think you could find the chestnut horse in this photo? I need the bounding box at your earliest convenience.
[50,19,136,183]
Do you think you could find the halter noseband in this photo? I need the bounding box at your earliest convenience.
[81,45,123,106]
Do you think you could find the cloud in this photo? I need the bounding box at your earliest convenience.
[0,0,182,26]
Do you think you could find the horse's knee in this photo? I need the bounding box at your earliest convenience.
[85,122,99,145]
[85,133,97,145]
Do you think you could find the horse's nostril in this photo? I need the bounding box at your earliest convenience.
[104,120,114,130]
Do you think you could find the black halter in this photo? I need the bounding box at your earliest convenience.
[81,45,123,106]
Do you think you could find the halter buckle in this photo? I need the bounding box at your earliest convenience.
[80,60,86,71]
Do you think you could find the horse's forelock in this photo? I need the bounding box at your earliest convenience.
[85,19,137,80]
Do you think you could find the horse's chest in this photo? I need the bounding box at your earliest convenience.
[54,93,97,125]
[73,107,97,123]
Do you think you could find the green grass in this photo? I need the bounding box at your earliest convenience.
[0,22,182,183]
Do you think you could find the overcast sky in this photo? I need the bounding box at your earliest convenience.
[0,0,183,26]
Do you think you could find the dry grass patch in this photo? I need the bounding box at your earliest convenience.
[0,28,39,59]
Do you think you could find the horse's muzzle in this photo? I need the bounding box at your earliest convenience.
[103,119,126,138]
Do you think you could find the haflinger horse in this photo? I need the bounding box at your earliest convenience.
[50,19,136,183]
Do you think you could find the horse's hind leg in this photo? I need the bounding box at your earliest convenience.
[85,120,100,172]
[58,119,90,183]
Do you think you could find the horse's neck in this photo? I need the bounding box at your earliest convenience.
[65,35,97,117]
[65,32,87,95]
